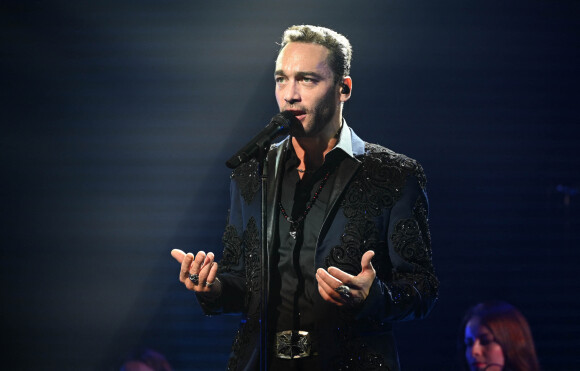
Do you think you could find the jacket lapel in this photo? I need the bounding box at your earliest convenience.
[316,127,366,267]
[323,126,365,227]
[262,127,366,267]
[265,139,289,254]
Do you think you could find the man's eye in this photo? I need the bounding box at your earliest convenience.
[275,77,286,83]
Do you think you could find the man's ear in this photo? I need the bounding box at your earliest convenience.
[340,76,352,102]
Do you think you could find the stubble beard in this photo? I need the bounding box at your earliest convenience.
[292,86,339,139]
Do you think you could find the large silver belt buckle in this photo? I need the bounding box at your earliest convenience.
[274,330,312,359]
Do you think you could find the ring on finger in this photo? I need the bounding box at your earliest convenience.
[335,285,352,300]
[205,281,214,287]
[188,273,199,285]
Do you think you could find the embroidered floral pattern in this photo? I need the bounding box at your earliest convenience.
[326,219,381,275]
[413,195,431,254]
[324,142,437,361]
[332,326,388,371]
[231,159,260,205]
[389,212,438,305]
[391,218,429,264]
[219,224,243,273]
[223,141,436,370]
[243,217,260,309]
[340,143,426,220]
[327,143,420,275]
[224,217,260,371]
[227,318,259,371]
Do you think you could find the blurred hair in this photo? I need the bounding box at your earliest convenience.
[458,301,540,371]
[279,25,352,83]
[120,348,172,371]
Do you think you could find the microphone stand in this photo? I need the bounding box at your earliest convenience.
[257,146,270,371]
[225,111,298,371]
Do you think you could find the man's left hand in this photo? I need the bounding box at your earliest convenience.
[315,250,376,307]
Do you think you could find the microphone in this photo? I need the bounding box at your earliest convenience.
[225,111,300,169]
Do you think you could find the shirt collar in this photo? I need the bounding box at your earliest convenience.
[284,118,354,169]
[327,118,354,159]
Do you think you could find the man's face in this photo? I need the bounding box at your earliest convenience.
[274,42,341,137]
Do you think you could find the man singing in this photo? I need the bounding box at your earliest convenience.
[172,25,438,371]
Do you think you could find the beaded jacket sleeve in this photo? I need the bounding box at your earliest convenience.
[195,159,262,316]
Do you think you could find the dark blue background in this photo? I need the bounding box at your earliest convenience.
[2,1,579,369]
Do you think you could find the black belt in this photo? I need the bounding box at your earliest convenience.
[274,330,317,359]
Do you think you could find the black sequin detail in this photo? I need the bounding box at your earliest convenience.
[326,143,420,276]
[385,280,415,306]
[327,219,382,275]
[232,159,260,205]
[332,326,389,371]
[391,218,429,264]
[219,224,242,273]
[227,318,259,371]
[342,143,425,219]
[243,217,260,309]
[325,143,432,366]
[413,195,432,254]
[224,217,261,371]
[388,211,438,305]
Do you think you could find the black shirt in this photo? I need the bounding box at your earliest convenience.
[270,142,347,334]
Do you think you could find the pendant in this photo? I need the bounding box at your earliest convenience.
[289,222,299,240]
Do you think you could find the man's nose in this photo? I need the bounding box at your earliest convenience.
[284,82,300,104]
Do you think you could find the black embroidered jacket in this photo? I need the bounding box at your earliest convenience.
[197,123,439,371]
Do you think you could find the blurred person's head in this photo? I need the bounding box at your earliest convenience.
[459,301,540,371]
[120,348,172,371]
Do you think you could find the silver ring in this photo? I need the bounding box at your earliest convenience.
[335,285,352,300]
[188,273,199,285]
[205,281,214,287]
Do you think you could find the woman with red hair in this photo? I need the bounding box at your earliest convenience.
[459,301,540,371]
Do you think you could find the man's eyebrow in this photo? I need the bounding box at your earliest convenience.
[274,70,324,78]
[296,71,323,79]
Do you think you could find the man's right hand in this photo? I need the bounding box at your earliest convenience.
[171,249,221,296]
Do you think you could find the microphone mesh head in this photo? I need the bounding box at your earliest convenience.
[273,111,302,135]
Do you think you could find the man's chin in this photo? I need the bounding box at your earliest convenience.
[292,129,320,139]
[290,116,332,139]
[290,122,310,138]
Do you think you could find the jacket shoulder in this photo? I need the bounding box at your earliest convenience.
[230,141,284,205]
[360,142,427,190]
[231,159,260,205]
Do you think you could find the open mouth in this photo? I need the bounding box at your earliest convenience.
[284,109,306,121]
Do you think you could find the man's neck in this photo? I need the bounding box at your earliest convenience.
[291,118,342,172]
